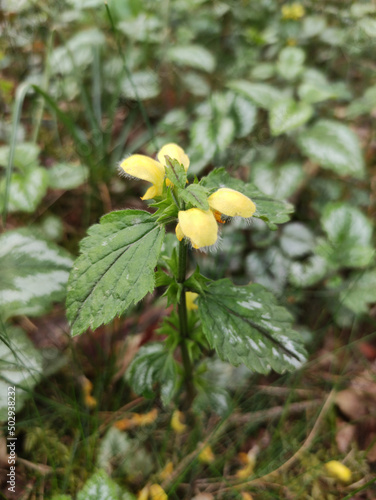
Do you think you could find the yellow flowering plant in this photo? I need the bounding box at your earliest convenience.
[66,143,306,411]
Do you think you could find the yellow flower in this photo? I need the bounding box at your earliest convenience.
[82,377,97,409]
[176,188,256,249]
[171,409,187,434]
[120,143,189,200]
[114,408,158,431]
[149,484,168,500]
[324,461,352,482]
[186,291,199,311]
[159,461,174,481]
[282,3,305,20]
[198,445,215,464]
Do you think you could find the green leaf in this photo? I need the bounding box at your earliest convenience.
[297,120,365,179]
[180,184,209,210]
[0,230,73,320]
[317,202,374,268]
[280,223,315,258]
[228,80,284,109]
[232,95,257,138]
[340,269,376,314]
[0,167,49,213]
[0,326,43,420]
[251,161,305,200]
[346,85,376,118]
[276,47,305,80]
[164,157,187,189]
[127,343,180,405]
[66,210,165,336]
[0,142,40,170]
[201,168,294,229]
[122,70,160,100]
[167,45,216,73]
[77,469,134,500]
[289,255,328,287]
[48,162,89,190]
[198,279,307,374]
[269,99,313,136]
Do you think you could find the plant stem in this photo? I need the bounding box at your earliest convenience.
[177,239,196,410]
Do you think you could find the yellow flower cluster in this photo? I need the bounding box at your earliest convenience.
[281,3,305,20]
[120,144,256,249]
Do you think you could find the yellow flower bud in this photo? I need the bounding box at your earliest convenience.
[171,410,187,434]
[198,445,215,464]
[157,143,190,171]
[186,291,199,311]
[208,188,256,218]
[177,209,218,249]
[324,461,352,482]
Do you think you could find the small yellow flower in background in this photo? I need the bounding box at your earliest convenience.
[287,38,297,46]
[159,461,174,481]
[149,484,168,500]
[171,409,187,434]
[120,143,189,200]
[236,447,258,479]
[137,486,150,500]
[241,493,254,500]
[282,3,305,20]
[324,460,352,482]
[82,377,97,409]
[186,291,199,311]
[198,445,215,464]
[114,408,158,431]
[176,188,256,249]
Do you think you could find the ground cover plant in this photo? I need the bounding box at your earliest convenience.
[0,0,376,498]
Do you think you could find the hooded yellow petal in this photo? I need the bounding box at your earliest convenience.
[208,188,256,218]
[178,209,218,249]
[149,484,168,500]
[120,154,165,199]
[157,143,190,172]
[175,223,184,241]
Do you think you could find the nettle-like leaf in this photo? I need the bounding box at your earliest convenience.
[276,47,306,81]
[198,279,307,374]
[48,162,89,190]
[297,119,365,179]
[0,142,40,170]
[179,184,210,211]
[228,80,284,110]
[340,269,376,315]
[164,157,187,189]
[127,343,180,405]
[269,99,313,136]
[77,469,135,500]
[0,229,73,320]
[201,168,294,229]
[0,167,49,213]
[167,44,216,73]
[67,210,165,336]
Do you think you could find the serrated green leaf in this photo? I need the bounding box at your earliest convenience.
[201,168,294,229]
[66,210,165,336]
[232,95,257,138]
[180,184,209,210]
[167,45,216,73]
[48,162,89,190]
[269,99,313,136]
[280,222,315,258]
[340,269,376,314]
[0,229,73,320]
[198,279,307,374]
[277,47,305,80]
[251,161,305,200]
[0,167,49,213]
[164,157,187,189]
[127,343,180,405]
[122,70,160,100]
[228,80,284,110]
[297,120,365,178]
[0,326,43,420]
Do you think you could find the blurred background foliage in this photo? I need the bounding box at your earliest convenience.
[0,0,376,498]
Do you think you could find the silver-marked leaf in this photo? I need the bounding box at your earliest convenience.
[48,162,89,190]
[280,222,315,258]
[277,47,305,80]
[1,167,49,213]
[66,210,165,336]
[167,45,216,73]
[232,95,257,138]
[122,70,160,100]
[126,343,180,405]
[77,470,135,500]
[0,142,40,170]
[228,80,284,109]
[0,326,43,420]
[269,99,313,136]
[0,229,73,320]
[340,269,376,314]
[201,168,294,229]
[198,279,307,374]
[297,120,365,178]
[289,255,328,287]
[251,161,305,200]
